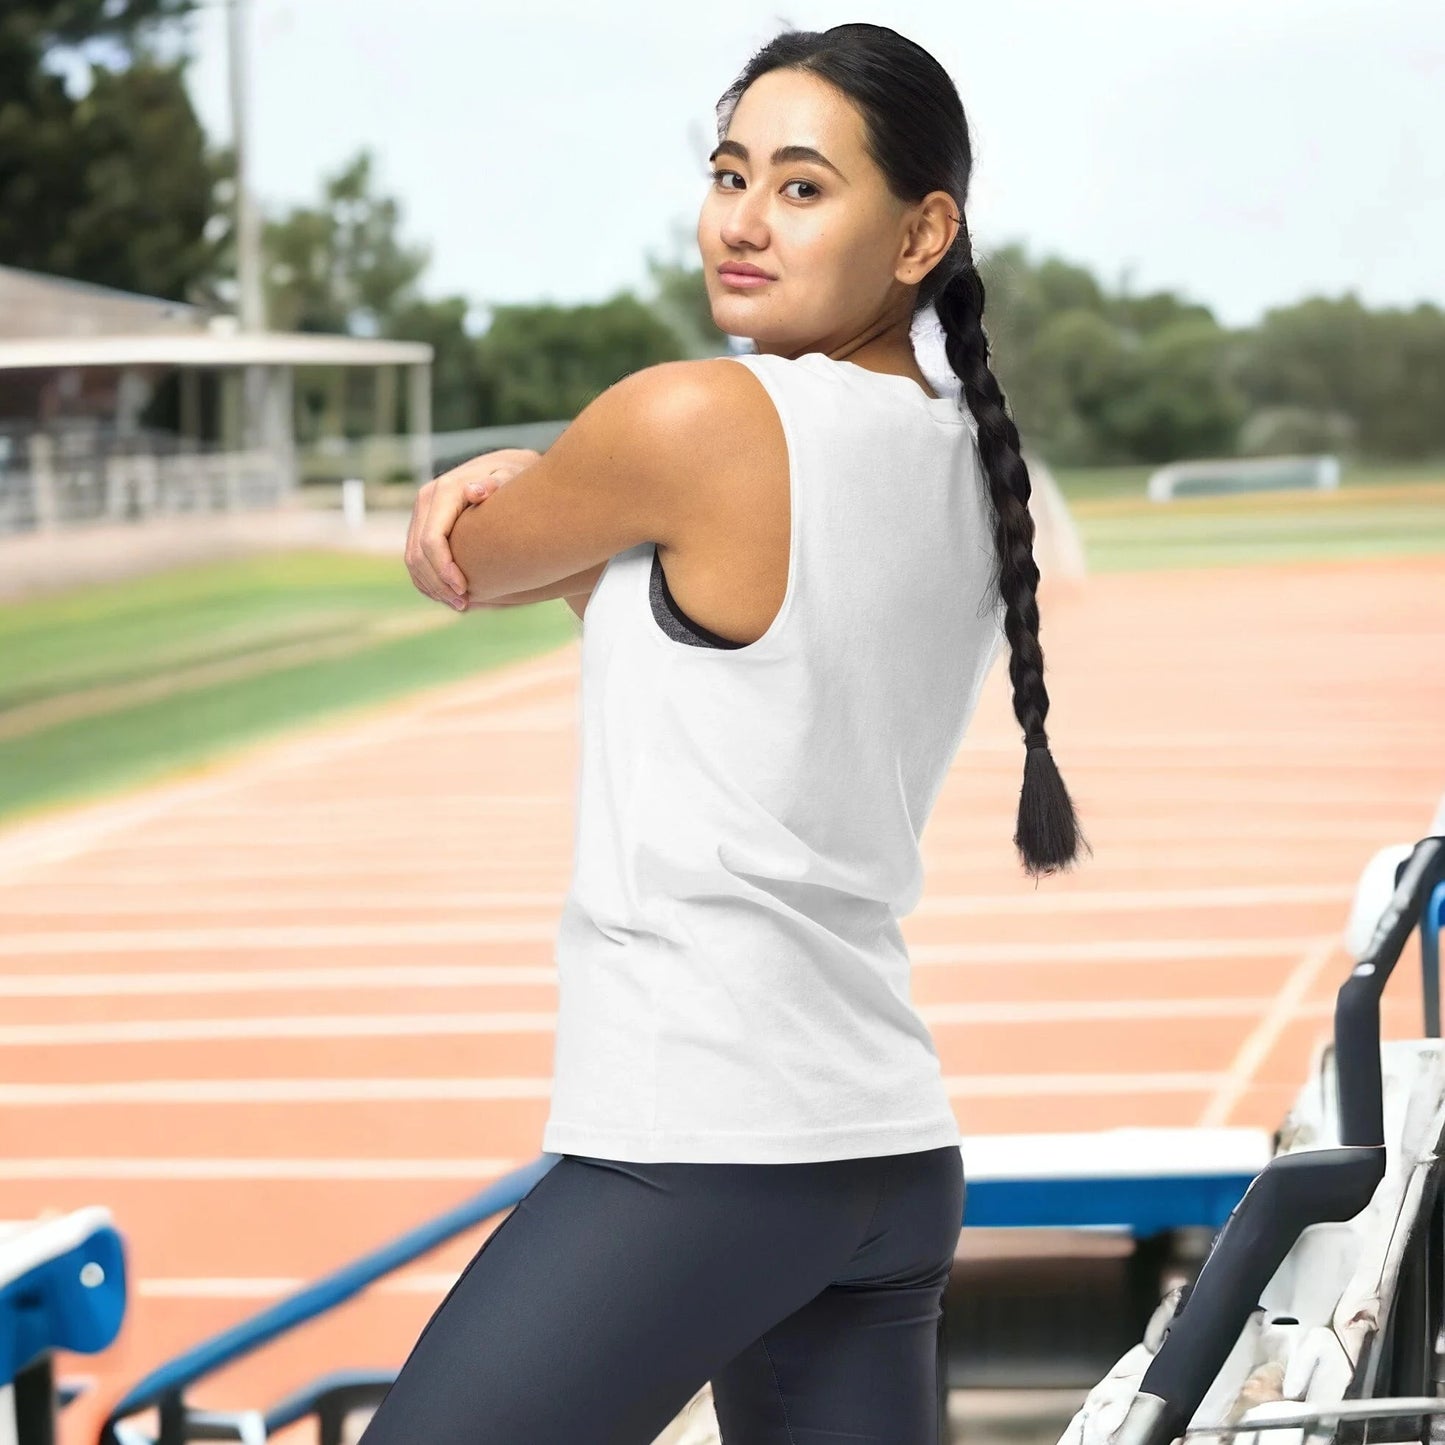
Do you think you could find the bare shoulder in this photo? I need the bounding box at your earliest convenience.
[583,358,782,549]
[611,359,790,647]
[601,356,777,449]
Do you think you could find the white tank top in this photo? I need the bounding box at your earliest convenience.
[541,348,1007,1164]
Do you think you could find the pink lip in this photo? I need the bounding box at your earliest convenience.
[719,270,773,288]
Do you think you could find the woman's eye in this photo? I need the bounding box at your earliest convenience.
[708,169,819,201]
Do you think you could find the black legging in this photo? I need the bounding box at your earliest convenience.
[358,1144,964,1444]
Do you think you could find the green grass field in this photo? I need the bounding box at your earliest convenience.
[1,461,1441,827]
[1067,477,1445,572]
[0,552,578,824]
[1049,457,1445,504]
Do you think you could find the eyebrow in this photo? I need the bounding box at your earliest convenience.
[708,139,848,183]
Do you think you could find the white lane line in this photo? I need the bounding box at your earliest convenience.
[955,729,1440,752]
[925,997,1331,1026]
[3,818,1400,886]
[925,827,1429,852]
[0,936,1341,995]
[0,860,1374,908]
[0,1077,556,1104]
[0,920,561,955]
[0,1157,522,1180]
[915,883,1353,916]
[0,886,1356,955]
[910,934,1335,966]
[0,964,560,997]
[943,1072,1227,1097]
[1196,935,1343,1128]
[0,1072,1229,1106]
[0,997,1337,1047]
[0,1012,558,1045]
[137,1274,479,1300]
[0,890,563,917]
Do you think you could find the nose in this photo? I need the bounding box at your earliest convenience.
[715,190,770,254]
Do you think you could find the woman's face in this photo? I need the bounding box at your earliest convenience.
[697,67,954,358]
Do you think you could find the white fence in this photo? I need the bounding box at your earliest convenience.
[0,424,292,534]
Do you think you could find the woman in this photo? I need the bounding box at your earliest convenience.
[376,22,1088,1445]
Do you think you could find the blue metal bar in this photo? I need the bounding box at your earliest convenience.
[962,1171,1256,1235]
[101,1154,559,1440]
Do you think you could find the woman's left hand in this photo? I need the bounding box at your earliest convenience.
[405,449,540,610]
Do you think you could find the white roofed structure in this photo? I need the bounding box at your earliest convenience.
[0,265,434,532]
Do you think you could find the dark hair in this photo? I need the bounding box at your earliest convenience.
[716,22,1090,880]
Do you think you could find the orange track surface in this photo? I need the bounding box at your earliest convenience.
[2,553,1441,1443]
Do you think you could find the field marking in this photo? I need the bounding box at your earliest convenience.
[0,611,453,743]
[0,820,1405,889]
[0,1011,558,1045]
[914,883,1353,915]
[0,1072,1229,1107]
[909,934,1336,966]
[0,997,1337,1048]
[0,651,579,882]
[1196,935,1343,1128]
[85,783,1433,839]
[0,1157,522,1180]
[0,888,570,918]
[0,964,560,997]
[945,1072,1226,1097]
[0,937,1336,997]
[135,1274,481,1300]
[0,1077,555,1105]
[926,997,1327,1026]
[0,886,1355,955]
[0,921,562,955]
[1070,479,1445,519]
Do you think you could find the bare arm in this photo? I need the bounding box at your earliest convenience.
[473,559,606,613]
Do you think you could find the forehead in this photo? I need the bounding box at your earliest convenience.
[727,68,867,162]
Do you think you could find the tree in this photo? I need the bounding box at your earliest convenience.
[1102,318,1249,463]
[262,149,430,335]
[475,294,686,424]
[642,219,732,359]
[1236,295,1445,460]
[390,294,491,434]
[0,0,224,303]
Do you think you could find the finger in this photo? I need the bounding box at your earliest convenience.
[421,518,469,606]
[468,465,521,503]
[403,480,426,576]
[405,505,430,599]
[423,476,475,597]
[407,482,461,608]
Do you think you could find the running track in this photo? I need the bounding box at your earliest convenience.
[2,553,1441,1442]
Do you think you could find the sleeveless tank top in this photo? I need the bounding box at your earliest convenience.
[541,349,1007,1164]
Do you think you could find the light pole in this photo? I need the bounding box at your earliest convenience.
[227,0,265,334]
[225,0,274,462]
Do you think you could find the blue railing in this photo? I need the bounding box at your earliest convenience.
[100,1154,558,1445]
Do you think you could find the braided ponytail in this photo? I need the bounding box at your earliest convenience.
[932,255,1090,878]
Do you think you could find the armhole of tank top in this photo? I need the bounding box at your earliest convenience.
[639,352,801,661]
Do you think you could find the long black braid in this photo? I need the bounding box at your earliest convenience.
[934,250,1089,877]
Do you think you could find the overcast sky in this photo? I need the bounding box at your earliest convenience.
[181,0,1443,332]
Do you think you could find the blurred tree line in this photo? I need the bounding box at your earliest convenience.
[2,0,1442,464]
